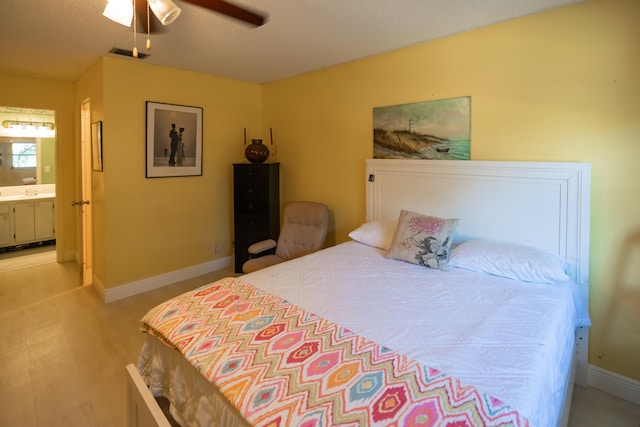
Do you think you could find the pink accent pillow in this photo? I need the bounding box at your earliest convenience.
[384,210,458,271]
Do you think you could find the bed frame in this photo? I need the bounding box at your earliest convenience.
[126,159,591,427]
[126,364,173,427]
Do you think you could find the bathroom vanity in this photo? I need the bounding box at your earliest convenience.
[0,185,56,249]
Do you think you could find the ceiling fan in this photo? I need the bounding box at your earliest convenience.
[104,0,266,33]
[134,0,266,33]
[103,0,267,57]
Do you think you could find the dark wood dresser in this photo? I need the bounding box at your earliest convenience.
[233,163,280,273]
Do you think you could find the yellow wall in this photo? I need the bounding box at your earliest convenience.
[76,57,262,288]
[0,73,76,262]
[263,0,640,381]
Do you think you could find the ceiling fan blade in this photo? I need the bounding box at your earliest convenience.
[134,0,167,34]
[182,0,267,27]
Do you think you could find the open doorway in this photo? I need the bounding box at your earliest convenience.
[0,106,57,272]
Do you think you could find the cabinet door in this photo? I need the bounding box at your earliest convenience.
[13,202,35,244]
[34,200,55,240]
[0,204,11,247]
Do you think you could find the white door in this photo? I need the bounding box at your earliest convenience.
[79,100,93,285]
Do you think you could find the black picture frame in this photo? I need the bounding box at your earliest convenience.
[91,120,103,171]
[146,101,203,178]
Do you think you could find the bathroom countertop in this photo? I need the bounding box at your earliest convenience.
[0,193,56,202]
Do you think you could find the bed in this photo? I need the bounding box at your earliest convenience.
[127,159,591,427]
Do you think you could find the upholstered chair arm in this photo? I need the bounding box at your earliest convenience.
[248,239,277,255]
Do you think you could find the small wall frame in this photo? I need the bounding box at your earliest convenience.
[91,120,103,171]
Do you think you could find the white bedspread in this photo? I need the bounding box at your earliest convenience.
[239,241,586,427]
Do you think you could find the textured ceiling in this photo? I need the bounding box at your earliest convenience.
[0,0,581,84]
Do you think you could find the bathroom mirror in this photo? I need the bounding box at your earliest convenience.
[0,106,56,187]
[0,138,56,187]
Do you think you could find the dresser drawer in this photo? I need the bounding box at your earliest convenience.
[235,214,269,232]
[0,204,8,214]
[233,164,272,184]
[234,198,270,216]
[234,182,270,203]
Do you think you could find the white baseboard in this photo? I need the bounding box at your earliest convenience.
[94,256,233,303]
[588,364,640,405]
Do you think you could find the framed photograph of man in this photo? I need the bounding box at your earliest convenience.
[146,101,203,178]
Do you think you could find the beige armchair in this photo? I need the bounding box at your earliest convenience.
[242,201,329,274]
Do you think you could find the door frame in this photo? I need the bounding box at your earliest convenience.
[80,100,93,285]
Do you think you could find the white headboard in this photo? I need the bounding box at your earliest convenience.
[365,159,591,287]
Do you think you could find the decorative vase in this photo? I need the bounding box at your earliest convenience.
[245,139,270,163]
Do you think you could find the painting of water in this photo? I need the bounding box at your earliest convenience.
[373,97,471,160]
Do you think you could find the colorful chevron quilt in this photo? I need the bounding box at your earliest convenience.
[140,277,530,426]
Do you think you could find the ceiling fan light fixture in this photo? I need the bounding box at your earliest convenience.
[103,0,134,27]
[148,0,181,25]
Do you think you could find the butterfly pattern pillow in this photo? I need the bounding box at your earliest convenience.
[385,210,459,271]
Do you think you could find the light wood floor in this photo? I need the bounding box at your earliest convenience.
[0,251,639,426]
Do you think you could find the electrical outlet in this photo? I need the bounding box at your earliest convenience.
[214,242,221,254]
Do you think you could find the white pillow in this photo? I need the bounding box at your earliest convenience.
[348,220,397,250]
[449,240,570,284]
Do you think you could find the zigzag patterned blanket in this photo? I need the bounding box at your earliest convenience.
[141,277,530,426]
